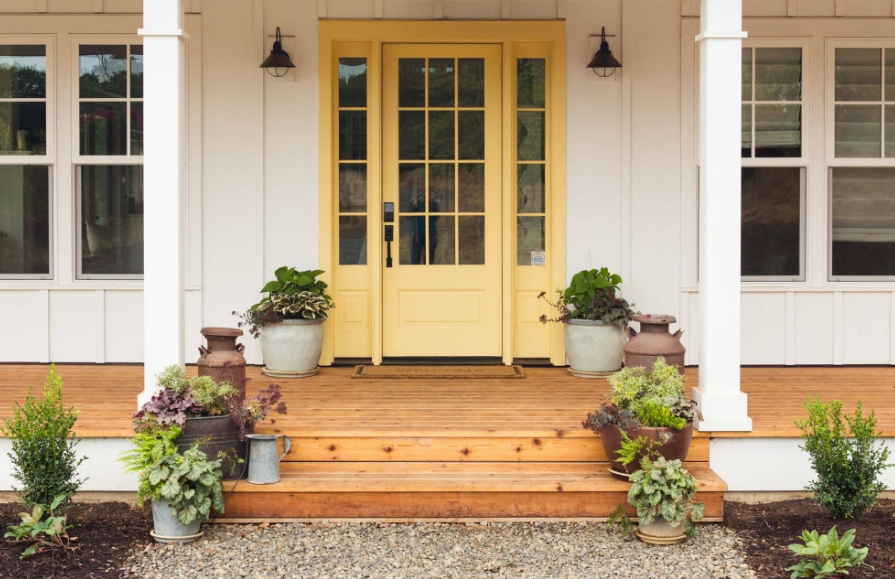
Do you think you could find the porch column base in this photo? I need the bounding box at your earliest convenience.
[692,387,752,432]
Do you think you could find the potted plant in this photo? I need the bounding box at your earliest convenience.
[234,267,335,377]
[627,456,704,545]
[539,268,637,377]
[582,357,700,478]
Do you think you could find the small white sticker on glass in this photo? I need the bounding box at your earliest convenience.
[531,251,546,266]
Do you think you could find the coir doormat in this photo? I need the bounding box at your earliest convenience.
[351,365,526,379]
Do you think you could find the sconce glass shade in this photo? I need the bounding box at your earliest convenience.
[587,27,622,78]
[260,27,295,78]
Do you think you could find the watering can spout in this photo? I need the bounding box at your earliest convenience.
[245,434,291,485]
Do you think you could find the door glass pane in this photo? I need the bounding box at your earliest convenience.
[428,163,455,212]
[0,102,46,155]
[831,167,895,276]
[459,216,485,264]
[80,102,126,155]
[755,48,801,101]
[399,111,425,160]
[835,104,881,158]
[458,111,484,160]
[835,48,881,102]
[517,216,545,265]
[429,215,455,265]
[339,58,367,107]
[399,164,425,212]
[399,58,425,107]
[428,58,454,108]
[0,165,50,275]
[339,165,367,212]
[399,215,427,265]
[79,45,127,98]
[458,163,485,212]
[130,45,143,98]
[458,59,484,107]
[755,104,801,157]
[517,112,545,161]
[339,110,367,160]
[887,105,895,158]
[79,165,143,276]
[741,48,751,101]
[517,165,545,213]
[741,167,801,277]
[428,111,455,160]
[0,45,46,98]
[742,104,752,158]
[131,101,143,155]
[517,59,545,108]
[339,215,367,265]
[887,49,895,102]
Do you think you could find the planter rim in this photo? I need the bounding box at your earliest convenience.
[266,317,326,326]
[596,421,694,433]
[200,326,243,337]
[565,318,619,327]
[184,415,235,422]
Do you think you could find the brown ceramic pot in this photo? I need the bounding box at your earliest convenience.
[197,327,247,400]
[600,422,694,480]
[624,315,686,370]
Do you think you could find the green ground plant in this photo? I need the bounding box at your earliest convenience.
[4,493,75,560]
[606,503,635,538]
[786,527,871,578]
[627,456,704,537]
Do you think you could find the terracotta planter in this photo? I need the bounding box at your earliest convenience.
[259,318,325,378]
[563,319,627,377]
[599,422,694,479]
[624,314,686,370]
[636,518,687,545]
[177,416,248,480]
[197,327,247,400]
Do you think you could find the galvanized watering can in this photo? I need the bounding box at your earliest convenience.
[245,434,291,484]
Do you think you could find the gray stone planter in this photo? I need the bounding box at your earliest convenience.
[150,499,203,543]
[563,319,627,377]
[260,318,325,378]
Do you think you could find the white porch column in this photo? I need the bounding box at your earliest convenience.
[692,0,752,431]
[138,0,187,407]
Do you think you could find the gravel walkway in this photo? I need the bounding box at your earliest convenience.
[125,522,756,579]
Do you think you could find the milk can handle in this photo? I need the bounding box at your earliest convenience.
[672,329,684,341]
[236,343,246,354]
[198,345,210,356]
[626,327,638,340]
[279,435,291,462]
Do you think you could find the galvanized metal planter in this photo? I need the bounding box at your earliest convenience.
[260,318,325,378]
[150,499,203,543]
[563,319,627,377]
[177,416,249,480]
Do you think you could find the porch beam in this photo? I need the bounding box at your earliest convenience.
[138,0,187,407]
[692,0,752,431]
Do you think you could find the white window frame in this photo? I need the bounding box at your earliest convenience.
[0,35,56,280]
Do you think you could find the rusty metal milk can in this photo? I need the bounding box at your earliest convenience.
[197,327,247,400]
[624,315,685,370]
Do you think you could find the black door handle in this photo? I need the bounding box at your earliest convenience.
[384,225,394,268]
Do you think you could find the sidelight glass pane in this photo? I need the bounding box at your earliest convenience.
[429,215,455,265]
[130,101,143,155]
[831,167,895,276]
[517,112,545,161]
[458,111,484,160]
[835,48,881,102]
[339,110,367,160]
[458,59,484,107]
[755,48,801,101]
[130,45,143,98]
[338,164,367,212]
[517,164,545,213]
[399,215,427,265]
[338,58,367,107]
[458,163,485,212]
[459,216,485,265]
[0,165,50,276]
[399,111,425,160]
[428,58,455,108]
[517,59,546,108]
[741,48,752,101]
[79,45,127,98]
[398,58,425,107]
[887,105,895,158]
[835,104,881,158]
[79,164,143,276]
[755,104,801,157]
[428,163,455,212]
[0,102,46,155]
[517,216,545,266]
[428,111,455,160]
[741,167,801,277]
[0,45,46,98]
[339,215,367,265]
[80,102,126,155]
[887,49,895,102]
[399,164,425,213]
[742,104,752,158]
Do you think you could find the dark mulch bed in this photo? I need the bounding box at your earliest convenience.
[725,498,895,578]
[0,501,152,579]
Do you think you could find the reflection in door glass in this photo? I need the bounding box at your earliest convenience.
[339,216,367,265]
[428,58,455,108]
[458,111,484,159]
[517,216,545,266]
[429,164,455,212]
[517,165,544,213]
[458,59,485,107]
[428,111,455,159]
[459,216,485,264]
[399,111,425,160]
[399,215,426,265]
[458,163,485,212]
[398,58,425,107]
[399,164,425,212]
[429,215,455,264]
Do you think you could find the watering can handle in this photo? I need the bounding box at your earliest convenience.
[279,435,291,462]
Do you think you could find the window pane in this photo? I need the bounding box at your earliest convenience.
[832,167,895,276]
[399,215,426,265]
[399,111,424,160]
[130,101,143,155]
[458,59,484,108]
[458,111,484,160]
[79,102,127,155]
[398,58,425,108]
[130,45,143,98]
[338,215,367,265]
[429,215,455,264]
[835,48,881,102]
[887,49,895,102]
[835,104,881,158]
[339,164,367,212]
[741,168,801,277]
[517,59,545,108]
[0,165,50,275]
[887,105,895,158]
[428,111,455,160]
[79,45,127,98]
[338,110,367,160]
[458,163,485,212]
[399,164,425,213]
[0,45,46,98]
[518,164,545,213]
[755,48,801,101]
[338,58,367,108]
[428,163,455,212]
[517,216,545,265]
[459,216,485,264]
[741,48,752,101]
[517,111,545,161]
[79,165,143,276]
[0,102,46,155]
[742,104,752,158]
[755,104,801,157]
[428,58,454,108]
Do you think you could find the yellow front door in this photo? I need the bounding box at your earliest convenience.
[382,44,503,357]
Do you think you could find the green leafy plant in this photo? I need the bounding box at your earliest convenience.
[606,503,635,538]
[145,445,225,525]
[539,292,637,327]
[234,267,335,336]
[616,432,667,466]
[540,268,623,321]
[627,456,704,537]
[175,375,236,416]
[605,357,699,429]
[0,366,86,507]
[786,527,871,578]
[4,493,75,560]
[635,400,687,430]
[795,398,891,519]
[119,424,183,504]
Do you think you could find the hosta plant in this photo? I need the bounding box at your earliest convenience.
[627,456,704,537]
[786,527,871,578]
[143,445,225,525]
[234,267,335,336]
[4,493,75,560]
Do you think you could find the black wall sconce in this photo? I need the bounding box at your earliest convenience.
[587,27,622,78]
[260,27,295,78]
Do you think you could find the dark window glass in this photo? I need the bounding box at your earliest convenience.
[0,45,46,98]
[0,102,47,155]
[399,111,424,160]
[741,167,801,277]
[831,167,895,277]
[339,215,367,265]
[80,102,127,155]
[79,45,127,98]
[517,59,545,108]
[79,165,143,276]
[458,59,484,108]
[398,59,425,108]
[339,58,367,107]
[338,111,367,160]
[428,58,455,108]
[0,165,50,275]
[130,45,143,98]
[339,165,367,212]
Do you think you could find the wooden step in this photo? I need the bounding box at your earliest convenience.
[221,462,725,520]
